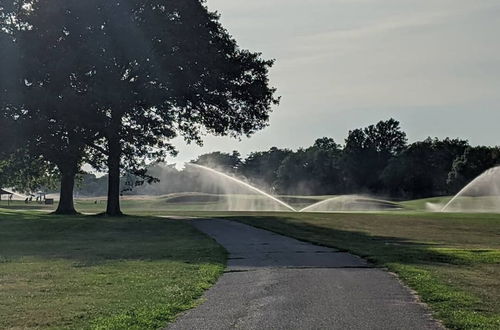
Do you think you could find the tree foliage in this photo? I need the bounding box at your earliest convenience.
[239,147,292,191]
[381,138,468,198]
[447,146,500,191]
[276,138,342,195]
[343,118,407,192]
[124,119,495,199]
[70,126,500,200]
[1,0,278,215]
[193,151,242,174]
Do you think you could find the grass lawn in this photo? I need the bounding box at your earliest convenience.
[0,193,329,214]
[206,211,500,330]
[3,196,500,329]
[0,209,226,330]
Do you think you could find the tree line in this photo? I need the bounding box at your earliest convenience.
[0,1,278,214]
[193,118,499,198]
[70,118,500,200]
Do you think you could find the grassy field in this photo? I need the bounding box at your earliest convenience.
[0,193,413,215]
[2,195,500,329]
[0,209,226,329]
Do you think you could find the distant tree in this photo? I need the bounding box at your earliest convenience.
[70,138,500,199]
[136,163,187,195]
[0,151,57,194]
[447,146,500,191]
[276,138,342,195]
[239,147,292,190]
[274,149,308,194]
[343,119,407,192]
[74,173,109,197]
[381,141,435,198]
[193,151,242,173]
[381,138,469,198]
[428,138,470,195]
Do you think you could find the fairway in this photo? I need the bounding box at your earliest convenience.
[0,210,225,329]
[0,193,438,214]
[1,198,500,329]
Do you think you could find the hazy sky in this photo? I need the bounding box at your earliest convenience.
[169,0,500,164]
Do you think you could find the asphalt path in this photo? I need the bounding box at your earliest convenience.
[168,219,441,330]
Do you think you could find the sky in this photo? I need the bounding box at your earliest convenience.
[168,0,500,164]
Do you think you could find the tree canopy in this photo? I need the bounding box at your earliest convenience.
[59,118,500,200]
[1,0,278,215]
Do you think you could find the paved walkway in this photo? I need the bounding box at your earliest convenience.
[168,219,441,330]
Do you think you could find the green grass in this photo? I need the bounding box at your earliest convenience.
[3,196,500,329]
[0,209,226,329]
[0,193,331,214]
[0,193,410,214]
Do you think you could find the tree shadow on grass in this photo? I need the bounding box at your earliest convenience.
[219,215,497,267]
[0,211,225,267]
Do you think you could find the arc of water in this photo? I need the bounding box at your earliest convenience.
[1,188,28,199]
[299,196,345,212]
[441,183,474,212]
[441,166,500,212]
[186,163,297,212]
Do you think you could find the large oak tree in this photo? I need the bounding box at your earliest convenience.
[2,0,278,215]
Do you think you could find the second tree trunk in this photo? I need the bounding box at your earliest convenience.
[55,168,77,215]
[106,137,122,216]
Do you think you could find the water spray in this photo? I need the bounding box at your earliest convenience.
[441,166,500,213]
[186,163,298,212]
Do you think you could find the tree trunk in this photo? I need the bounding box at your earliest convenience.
[55,168,77,215]
[106,136,122,216]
